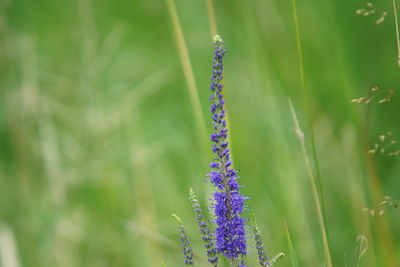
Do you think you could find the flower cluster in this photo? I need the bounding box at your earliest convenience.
[207,34,247,259]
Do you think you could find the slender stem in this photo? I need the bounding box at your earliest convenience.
[284,220,299,267]
[206,0,218,38]
[165,0,208,147]
[290,0,332,265]
[393,0,400,66]
[289,99,332,267]
[291,0,325,204]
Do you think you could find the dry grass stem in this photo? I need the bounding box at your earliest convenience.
[289,99,333,267]
[393,0,400,66]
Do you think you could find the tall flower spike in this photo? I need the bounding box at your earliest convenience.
[251,214,269,266]
[172,214,194,265]
[207,34,247,259]
[189,188,218,266]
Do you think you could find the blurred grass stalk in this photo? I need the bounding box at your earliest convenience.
[364,145,398,267]
[290,0,332,265]
[78,1,164,265]
[206,0,218,38]
[289,99,332,267]
[291,0,328,228]
[166,0,238,170]
[237,2,320,263]
[352,2,399,260]
[284,220,299,267]
[131,142,162,266]
[393,0,400,66]
[165,0,207,149]
[340,126,377,267]
[0,225,21,267]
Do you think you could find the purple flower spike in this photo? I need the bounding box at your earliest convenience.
[172,214,194,265]
[252,214,270,266]
[189,188,218,266]
[207,34,247,259]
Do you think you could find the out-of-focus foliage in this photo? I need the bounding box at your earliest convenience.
[0,0,399,266]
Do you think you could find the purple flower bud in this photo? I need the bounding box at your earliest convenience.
[210,134,218,142]
[209,162,220,168]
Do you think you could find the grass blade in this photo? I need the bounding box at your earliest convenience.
[393,0,400,66]
[290,0,332,265]
[284,220,299,267]
[288,99,332,267]
[166,0,207,146]
[206,0,218,38]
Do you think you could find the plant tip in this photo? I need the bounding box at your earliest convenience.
[213,34,223,45]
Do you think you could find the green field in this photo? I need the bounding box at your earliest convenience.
[1,0,399,266]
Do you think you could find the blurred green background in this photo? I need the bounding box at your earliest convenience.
[0,0,399,266]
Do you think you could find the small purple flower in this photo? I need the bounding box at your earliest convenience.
[239,259,251,267]
[172,214,194,265]
[207,34,247,259]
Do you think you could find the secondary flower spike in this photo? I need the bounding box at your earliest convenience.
[172,214,194,265]
[252,214,269,266]
[207,34,247,259]
[189,188,218,266]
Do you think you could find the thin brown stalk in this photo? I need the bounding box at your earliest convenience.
[290,0,332,264]
[289,99,333,267]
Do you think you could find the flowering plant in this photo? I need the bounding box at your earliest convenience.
[171,35,283,267]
